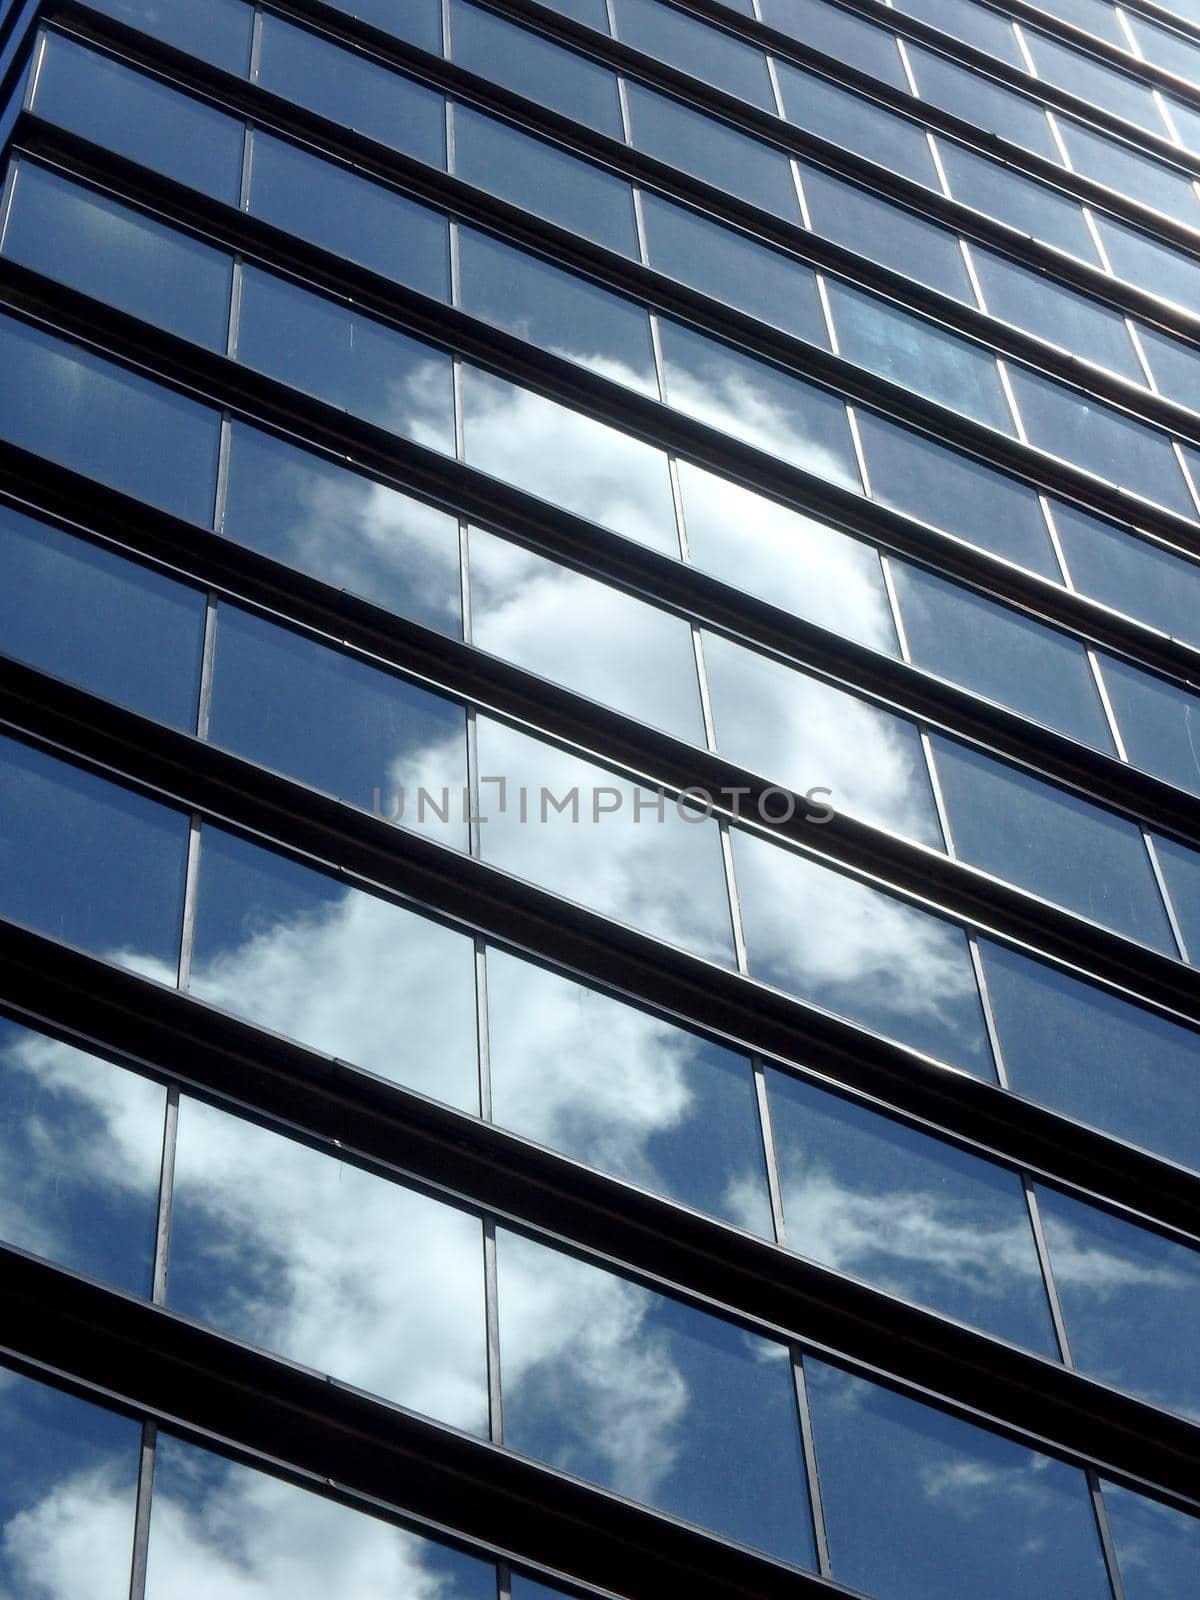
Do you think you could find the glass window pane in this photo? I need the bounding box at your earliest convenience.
[1099,655,1200,796]
[675,460,901,654]
[257,14,445,168]
[320,0,443,53]
[613,0,775,106]
[855,409,1060,576]
[452,106,638,256]
[0,505,205,729]
[536,0,611,25]
[475,717,735,962]
[930,736,1176,950]
[168,1097,489,1431]
[497,1228,816,1565]
[732,830,997,1076]
[208,604,468,847]
[889,558,1115,748]
[1135,322,1200,414]
[486,948,772,1233]
[222,422,462,636]
[234,267,455,453]
[806,1360,1110,1600]
[702,631,943,845]
[2,161,232,350]
[893,0,1025,66]
[190,827,479,1108]
[1056,118,1200,228]
[247,131,450,302]
[768,1069,1057,1352]
[0,314,220,523]
[1025,32,1163,136]
[761,0,908,89]
[1036,1186,1200,1418]
[1126,12,1200,78]
[979,936,1200,1174]
[1050,501,1200,650]
[625,81,804,218]
[656,320,862,488]
[449,0,622,136]
[908,46,1060,162]
[84,0,253,74]
[1103,1481,1200,1600]
[1091,212,1200,312]
[468,528,703,740]
[640,191,828,341]
[775,61,939,187]
[457,227,657,393]
[0,735,187,976]
[936,138,1099,265]
[0,1016,163,1293]
[1034,0,1126,46]
[1153,831,1200,960]
[460,366,679,554]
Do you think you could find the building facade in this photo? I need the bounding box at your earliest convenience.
[0,0,1199,1593]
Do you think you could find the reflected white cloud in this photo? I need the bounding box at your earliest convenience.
[1,1464,135,1600]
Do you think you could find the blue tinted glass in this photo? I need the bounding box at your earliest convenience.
[146,1432,496,1598]
[1092,212,1200,312]
[536,0,611,24]
[626,81,803,218]
[797,162,975,302]
[258,14,445,168]
[2,162,232,350]
[0,505,205,729]
[1127,9,1200,74]
[320,0,443,53]
[613,0,775,106]
[84,0,253,74]
[931,736,1175,950]
[936,139,1099,265]
[452,105,638,255]
[769,1069,1056,1351]
[972,247,1144,383]
[235,267,455,453]
[806,1360,1110,1600]
[1007,367,1196,520]
[1037,1186,1200,1417]
[1024,32,1163,136]
[222,422,462,636]
[640,191,827,340]
[1136,322,1200,414]
[1153,832,1200,960]
[1099,655,1200,796]
[980,937,1200,1173]
[497,1228,816,1565]
[889,560,1114,749]
[909,46,1060,161]
[0,735,187,974]
[826,280,1012,431]
[208,605,468,846]
[0,1370,139,1600]
[486,948,772,1234]
[1103,1481,1200,1600]
[733,831,997,1077]
[30,34,243,203]
[761,0,908,89]
[0,1016,163,1293]
[0,315,220,523]
[775,61,939,187]
[169,1097,489,1431]
[1051,502,1200,649]
[191,827,479,1107]
[247,132,450,301]
[1034,0,1125,46]
[449,0,622,136]
[1058,118,1200,227]
[657,320,861,487]
[457,227,657,392]
[855,410,1059,576]
[894,0,1024,65]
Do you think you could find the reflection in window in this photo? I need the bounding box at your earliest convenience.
[1153,833,1200,961]
[189,828,479,1109]
[496,1228,816,1565]
[761,0,908,89]
[1050,502,1200,650]
[319,0,444,53]
[935,139,1099,266]
[1023,31,1162,138]
[908,46,1059,162]
[486,949,772,1234]
[612,0,775,107]
[168,1097,489,1431]
[82,0,253,74]
[1102,1480,1200,1600]
[1092,212,1200,315]
[1056,118,1200,229]
[774,61,938,187]
[1135,322,1200,415]
[894,0,1024,65]
[1098,656,1200,798]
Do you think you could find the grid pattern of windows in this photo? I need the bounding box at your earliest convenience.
[0,0,1199,1596]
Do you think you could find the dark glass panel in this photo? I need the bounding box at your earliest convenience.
[1057,118,1200,228]
[1103,1481,1200,1600]
[0,504,205,729]
[1136,322,1200,414]
[208,604,468,847]
[936,139,1099,265]
[768,1069,1057,1352]
[1036,1186,1200,1418]
[457,227,657,392]
[190,827,479,1109]
[168,1097,489,1431]
[775,61,939,187]
[320,0,444,53]
[0,735,187,975]
[234,267,455,453]
[908,46,1060,162]
[486,948,772,1234]
[971,247,1144,383]
[453,106,638,255]
[83,0,253,74]
[257,13,445,168]
[0,1016,163,1293]
[2,161,232,350]
[893,0,1024,65]
[732,831,998,1078]
[1034,0,1126,46]
[222,422,462,636]
[1024,32,1163,136]
[497,1228,816,1566]
[0,314,220,523]
[247,131,450,301]
[930,736,1175,951]
[535,0,611,25]
[1092,212,1200,312]
[1153,832,1200,960]
[613,0,775,107]
[1050,502,1200,650]
[449,0,622,136]
[1099,655,1200,796]
[806,1360,1111,1600]
[889,559,1114,749]
[760,0,908,89]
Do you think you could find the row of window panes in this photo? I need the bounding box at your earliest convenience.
[0,1021,1197,1599]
